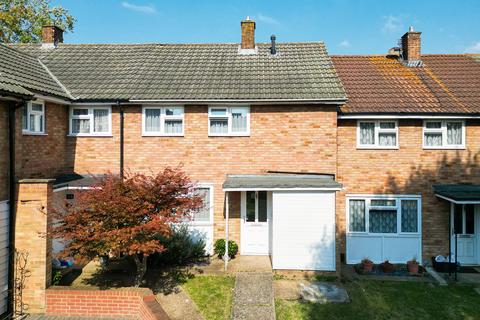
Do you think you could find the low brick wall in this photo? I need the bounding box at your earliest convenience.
[45,287,169,319]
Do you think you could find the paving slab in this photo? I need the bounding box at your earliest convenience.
[232,272,275,320]
[299,282,349,304]
[156,287,205,320]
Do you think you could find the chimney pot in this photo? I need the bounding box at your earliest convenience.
[401,27,421,64]
[240,17,256,50]
[41,25,64,48]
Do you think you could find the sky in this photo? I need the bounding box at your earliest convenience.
[52,0,480,54]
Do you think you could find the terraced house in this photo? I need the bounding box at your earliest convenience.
[1,18,480,315]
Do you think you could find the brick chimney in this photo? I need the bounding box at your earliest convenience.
[401,26,421,63]
[241,17,256,49]
[42,25,64,48]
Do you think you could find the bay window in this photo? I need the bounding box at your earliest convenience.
[70,106,111,136]
[423,120,465,149]
[348,196,420,234]
[23,101,45,134]
[357,120,398,148]
[142,106,184,136]
[208,106,250,136]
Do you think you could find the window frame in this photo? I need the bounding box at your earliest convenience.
[245,191,268,223]
[346,195,421,236]
[69,106,112,137]
[190,184,214,226]
[356,120,399,149]
[142,106,185,137]
[422,120,465,149]
[208,106,250,137]
[22,100,46,135]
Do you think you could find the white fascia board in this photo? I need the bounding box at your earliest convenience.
[223,187,342,192]
[435,194,480,204]
[34,94,72,105]
[338,114,480,119]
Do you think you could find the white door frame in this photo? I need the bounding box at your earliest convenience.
[450,203,478,265]
[240,191,271,255]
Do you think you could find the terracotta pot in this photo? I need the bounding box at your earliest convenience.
[381,261,395,273]
[407,261,419,274]
[362,261,374,273]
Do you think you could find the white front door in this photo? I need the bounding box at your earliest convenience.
[451,204,477,265]
[241,191,270,255]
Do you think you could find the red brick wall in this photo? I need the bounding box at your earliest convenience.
[0,102,9,201]
[45,287,167,320]
[337,119,480,262]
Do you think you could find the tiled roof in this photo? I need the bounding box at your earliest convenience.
[11,42,346,102]
[0,44,71,99]
[332,54,480,114]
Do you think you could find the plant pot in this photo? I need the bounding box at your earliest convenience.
[362,261,374,273]
[381,262,395,273]
[407,261,419,274]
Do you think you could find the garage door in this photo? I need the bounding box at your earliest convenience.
[0,201,9,315]
[272,191,335,271]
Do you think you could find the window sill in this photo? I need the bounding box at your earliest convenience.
[423,146,466,150]
[67,134,113,137]
[356,146,399,150]
[209,133,250,137]
[142,133,184,137]
[22,131,47,136]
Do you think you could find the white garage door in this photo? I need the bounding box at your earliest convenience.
[272,191,336,271]
[0,201,9,315]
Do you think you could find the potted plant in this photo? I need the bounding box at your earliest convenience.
[407,257,419,274]
[361,257,374,273]
[380,260,395,273]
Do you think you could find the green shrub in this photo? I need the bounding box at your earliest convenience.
[214,239,238,259]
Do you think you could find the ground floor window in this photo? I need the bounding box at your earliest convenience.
[192,186,213,223]
[348,195,420,234]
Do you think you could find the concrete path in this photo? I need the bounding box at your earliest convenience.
[156,287,205,320]
[232,272,275,320]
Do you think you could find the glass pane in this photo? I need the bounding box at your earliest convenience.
[369,210,397,233]
[379,122,395,129]
[165,120,183,134]
[425,133,442,146]
[371,199,396,207]
[31,103,43,112]
[22,106,28,130]
[72,119,90,134]
[465,205,475,235]
[258,191,267,222]
[401,200,418,232]
[93,109,109,133]
[73,108,88,116]
[359,122,375,145]
[349,200,365,232]
[29,114,42,132]
[453,204,463,234]
[194,188,210,222]
[166,107,183,116]
[231,108,248,133]
[446,122,462,145]
[145,109,161,132]
[426,122,441,129]
[246,191,256,222]
[210,119,228,134]
[379,133,396,146]
[210,108,227,116]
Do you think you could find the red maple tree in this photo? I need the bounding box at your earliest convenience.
[52,168,203,286]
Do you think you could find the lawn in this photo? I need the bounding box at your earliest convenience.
[183,275,236,320]
[276,280,480,320]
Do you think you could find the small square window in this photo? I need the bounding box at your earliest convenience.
[209,106,250,136]
[23,101,45,134]
[142,106,184,136]
[357,120,398,149]
[70,107,111,136]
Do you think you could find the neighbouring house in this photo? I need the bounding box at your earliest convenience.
[1,18,480,316]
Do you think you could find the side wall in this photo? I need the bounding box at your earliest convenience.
[337,119,480,263]
[0,101,9,201]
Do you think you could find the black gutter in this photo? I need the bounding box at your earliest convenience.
[119,101,124,179]
[6,100,25,318]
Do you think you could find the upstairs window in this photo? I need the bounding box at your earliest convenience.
[23,101,45,134]
[70,106,111,136]
[423,120,465,149]
[357,120,398,149]
[142,106,184,136]
[208,106,250,136]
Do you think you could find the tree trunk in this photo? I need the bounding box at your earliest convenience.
[133,254,148,287]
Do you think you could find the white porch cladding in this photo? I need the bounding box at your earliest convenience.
[222,173,341,271]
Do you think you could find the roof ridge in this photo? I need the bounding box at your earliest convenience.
[9,41,325,47]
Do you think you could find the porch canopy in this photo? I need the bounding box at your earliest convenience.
[434,184,480,204]
[222,173,342,191]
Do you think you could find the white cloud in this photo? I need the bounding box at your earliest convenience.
[121,1,156,14]
[339,40,350,48]
[465,42,480,53]
[382,15,403,33]
[256,13,279,25]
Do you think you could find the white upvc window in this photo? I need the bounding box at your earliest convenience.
[191,184,214,225]
[208,106,250,136]
[142,106,184,136]
[423,120,465,149]
[69,106,112,136]
[357,120,398,149]
[347,195,421,235]
[22,100,45,134]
